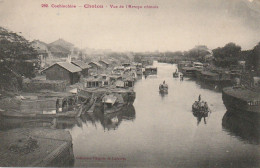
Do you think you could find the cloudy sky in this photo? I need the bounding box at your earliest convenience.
[0,0,260,51]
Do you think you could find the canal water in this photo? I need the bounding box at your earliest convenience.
[0,62,259,167]
[70,62,259,167]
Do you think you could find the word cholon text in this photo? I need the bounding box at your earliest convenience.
[41,3,159,9]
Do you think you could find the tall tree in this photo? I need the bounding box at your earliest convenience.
[184,45,211,62]
[0,27,39,77]
[212,42,241,67]
[247,42,260,74]
[0,27,40,90]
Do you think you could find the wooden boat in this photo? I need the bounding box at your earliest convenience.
[192,101,209,115]
[159,83,168,93]
[173,71,183,78]
[0,96,89,119]
[1,108,81,118]
[222,86,260,114]
[143,66,157,76]
[102,93,125,114]
[173,72,179,78]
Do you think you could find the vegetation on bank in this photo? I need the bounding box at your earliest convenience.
[0,27,40,91]
[134,42,260,74]
[1,26,259,92]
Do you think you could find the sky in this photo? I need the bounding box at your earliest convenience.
[0,0,260,52]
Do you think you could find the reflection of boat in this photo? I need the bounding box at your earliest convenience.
[102,93,125,114]
[192,111,208,125]
[102,105,136,130]
[222,110,260,144]
[159,82,168,93]
[0,117,82,131]
[192,101,209,114]
[81,104,136,131]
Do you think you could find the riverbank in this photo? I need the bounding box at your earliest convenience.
[0,128,74,167]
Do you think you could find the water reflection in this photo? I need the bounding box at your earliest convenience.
[159,91,168,99]
[222,110,260,145]
[192,112,209,125]
[71,62,259,167]
[0,117,82,131]
[81,105,135,131]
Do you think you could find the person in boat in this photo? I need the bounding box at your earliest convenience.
[62,99,69,112]
[56,98,61,113]
[180,76,183,81]
[204,102,209,111]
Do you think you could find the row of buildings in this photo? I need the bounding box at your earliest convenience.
[31,39,83,68]
[42,60,114,85]
[32,38,139,91]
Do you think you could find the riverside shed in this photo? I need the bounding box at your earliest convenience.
[42,62,82,84]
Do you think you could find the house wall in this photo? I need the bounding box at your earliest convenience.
[81,69,89,77]
[71,72,80,84]
[45,64,72,84]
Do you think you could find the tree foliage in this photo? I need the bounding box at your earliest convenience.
[212,42,241,67]
[0,27,39,78]
[246,42,260,72]
[184,45,211,62]
[0,27,40,91]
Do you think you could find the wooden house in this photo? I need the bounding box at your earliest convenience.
[42,62,82,84]
[71,60,90,77]
[84,74,110,88]
[115,76,134,88]
[88,61,102,73]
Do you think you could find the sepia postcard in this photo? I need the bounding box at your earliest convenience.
[0,0,259,167]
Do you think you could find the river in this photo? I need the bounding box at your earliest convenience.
[0,62,259,167]
[70,62,259,167]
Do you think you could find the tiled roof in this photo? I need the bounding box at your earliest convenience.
[42,62,82,73]
[89,61,102,67]
[72,60,91,69]
[99,60,110,65]
[57,62,82,72]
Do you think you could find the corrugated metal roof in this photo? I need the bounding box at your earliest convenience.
[72,61,91,69]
